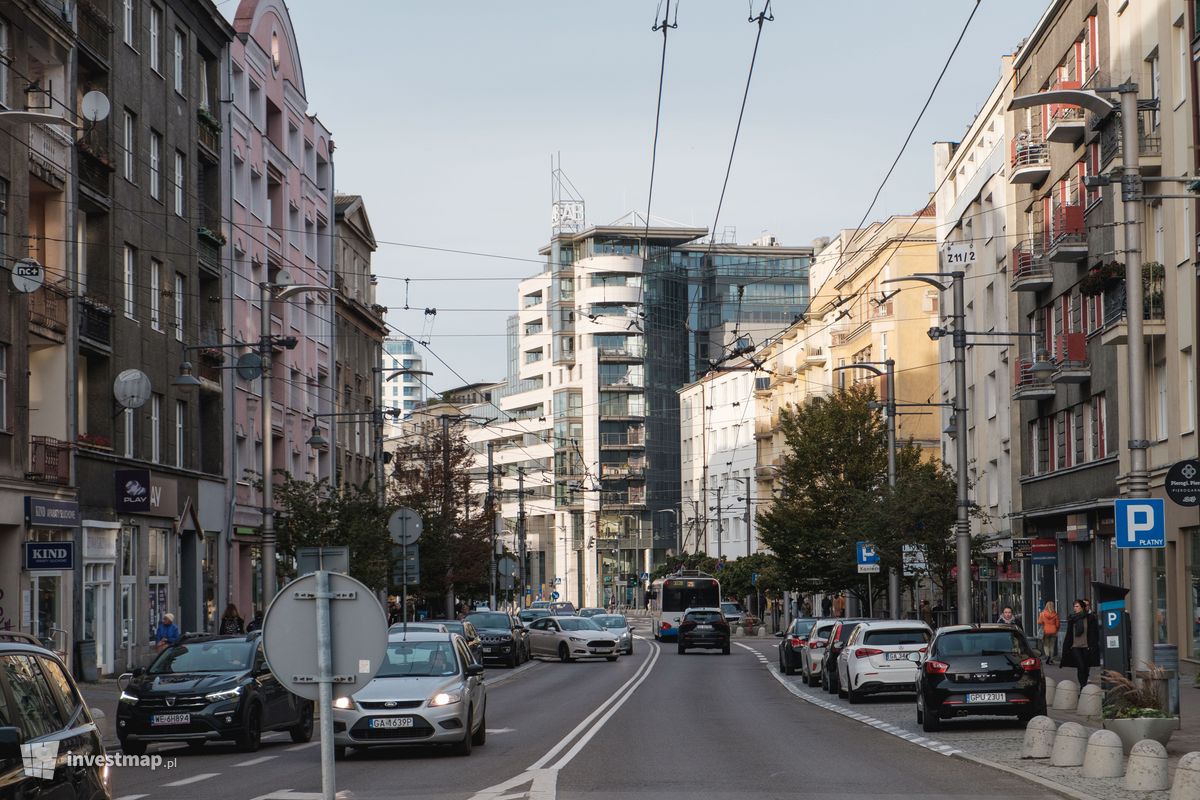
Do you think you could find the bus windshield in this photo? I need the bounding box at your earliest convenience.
[661,579,719,612]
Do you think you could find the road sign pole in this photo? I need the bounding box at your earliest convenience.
[867,572,873,619]
[402,521,408,625]
[315,569,336,800]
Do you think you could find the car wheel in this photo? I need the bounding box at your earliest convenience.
[783,653,795,675]
[120,738,146,756]
[677,644,687,654]
[236,704,262,752]
[290,701,314,743]
[626,644,634,656]
[558,643,573,663]
[722,643,730,655]
[508,650,519,668]
[471,710,487,746]
[452,707,474,756]
[921,706,941,732]
[837,680,848,699]
[847,687,863,705]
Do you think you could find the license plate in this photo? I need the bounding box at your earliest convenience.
[482,647,493,653]
[885,652,909,661]
[965,692,1006,704]
[696,624,712,630]
[151,713,190,726]
[369,717,414,729]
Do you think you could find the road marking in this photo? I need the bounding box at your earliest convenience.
[115,795,148,800]
[486,727,517,735]
[163,772,221,786]
[234,755,278,767]
[284,741,320,752]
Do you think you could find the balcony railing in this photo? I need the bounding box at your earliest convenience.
[1011,134,1049,170]
[1102,280,1165,327]
[598,344,645,359]
[29,282,69,338]
[29,124,71,184]
[600,430,644,447]
[79,298,112,349]
[78,0,113,61]
[1012,357,1056,400]
[1011,243,1052,291]
[1047,204,1085,248]
[1099,110,1161,166]
[27,436,71,485]
[1053,332,1090,383]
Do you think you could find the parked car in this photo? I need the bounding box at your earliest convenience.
[777,618,818,675]
[915,624,1046,732]
[576,607,606,618]
[835,620,931,703]
[465,611,530,667]
[517,609,551,626]
[677,608,730,655]
[547,602,577,616]
[799,619,838,686]
[388,622,449,634]
[525,616,619,662]
[332,631,486,757]
[720,602,746,627]
[820,619,868,695]
[593,614,634,655]
[0,631,111,800]
[428,619,484,664]
[529,601,551,610]
[117,633,313,754]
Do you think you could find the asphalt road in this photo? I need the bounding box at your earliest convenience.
[106,622,1048,800]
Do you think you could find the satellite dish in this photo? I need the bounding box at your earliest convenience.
[236,351,264,380]
[11,258,44,294]
[81,91,111,123]
[273,269,295,287]
[113,369,152,409]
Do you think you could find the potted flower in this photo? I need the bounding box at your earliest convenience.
[1079,260,1125,296]
[198,347,225,365]
[197,107,222,133]
[197,227,227,246]
[1101,667,1178,753]
[77,432,112,450]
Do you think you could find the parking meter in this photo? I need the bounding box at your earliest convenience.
[1092,581,1130,678]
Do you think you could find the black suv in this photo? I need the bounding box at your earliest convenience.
[0,632,110,799]
[677,608,730,655]
[465,612,530,667]
[117,633,313,753]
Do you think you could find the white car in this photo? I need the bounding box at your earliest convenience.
[799,619,838,686]
[525,615,619,662]
[836,620,932,703]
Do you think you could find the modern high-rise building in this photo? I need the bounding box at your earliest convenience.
[382,338,427,426]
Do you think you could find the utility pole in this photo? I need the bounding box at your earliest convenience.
[883,359,900,619]
[736,477,753,558]
[441,414,454,619]
[487,443,497,610]
[715,484,723,559]
[518,467,527,609]
[260,283,276,607]
[950,271,972,624]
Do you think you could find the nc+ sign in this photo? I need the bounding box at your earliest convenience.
[1115,498,1165,549]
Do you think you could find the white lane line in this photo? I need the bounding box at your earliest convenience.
[115,795,148,800]
[284,741,320,752]
[162,772,221,787]
[234,755,278,767]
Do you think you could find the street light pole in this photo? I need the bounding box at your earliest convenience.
[260,282,276,605]
[950,271,972,625]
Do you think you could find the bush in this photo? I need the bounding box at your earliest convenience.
[1102,666,1170,719]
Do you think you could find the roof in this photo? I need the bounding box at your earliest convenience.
[387,631,457,642]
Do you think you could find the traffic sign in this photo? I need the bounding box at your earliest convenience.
[497,555,519,578]
[551,591,560,600]
[640,572,649,581]
[857,563,881,574]
[1115,498,1166,549]
[391,544,419,585]
[855,541,879,565]
[1165,459,1200,507]
[297,546,349,576]
[901,544,927,577]
[388,507,423,546]
[11,258,44,294]
[261,571,388,701]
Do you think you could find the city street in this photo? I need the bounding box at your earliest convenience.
[104,623,1044,800]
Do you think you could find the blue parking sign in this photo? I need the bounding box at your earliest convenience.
[1115,499,1166,548]
[855,541,879,565]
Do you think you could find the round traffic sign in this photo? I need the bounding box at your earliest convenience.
[497,555,519,578]
[12,258,44,294]
[1165,459,1200,507]
[388,507,423,546]
[551,591,560,600]
[262,571,388,701]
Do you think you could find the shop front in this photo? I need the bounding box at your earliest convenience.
[80,520,119,675]
[21,496,80,662]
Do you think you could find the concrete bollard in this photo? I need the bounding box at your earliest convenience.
[734,626,745,637]
[1170,751,1200,800]
[1081,730,1124,779]
[1052,679,1080,712]
[1077,684,1104,719]
[1050,722,1089,767]
[1021,716,1058,759]
[1125,740,1169,792]
[757,626,767,638]
[1045,676,1057,708]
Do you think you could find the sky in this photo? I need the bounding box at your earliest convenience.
[236,0,1052,393]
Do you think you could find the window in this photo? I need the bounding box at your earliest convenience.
[173,29,185,94]
[1149,54,1161,128]
[123,406,135,458]
[1090,394,1108,459]
[1177,19,1188,107]
[0,655,66,739]
[1186,350,1196,434]
[175,400,186,468]
[122,0,135,47]
[149,5,162,73]
[174,273,184,341]
[123,245,136,318]
[0,20,9,108]
[0,345,6,431]
[150,259,162,329]
[1154,360,1169,441]
[173,151,185,216]
[123,111,136,181]
[985,372,997,419]
[0,177,7,259]
[149,130,161,200]
[151,393,161,463]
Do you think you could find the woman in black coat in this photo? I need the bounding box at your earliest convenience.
[1059,599,1100,686]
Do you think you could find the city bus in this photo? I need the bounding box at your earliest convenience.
[652,570,721,641]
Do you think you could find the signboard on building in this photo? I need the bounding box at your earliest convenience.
[1011,538,1033,559]
[1066,514,1090,542]
[1031,539,1058,565]
[24,541,75,570]
[114,470,179,517]
[941,242,978,268]
[23,497,80,528]
[1165,459,1200,507]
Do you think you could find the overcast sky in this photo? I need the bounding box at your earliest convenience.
[246,0,1051,392]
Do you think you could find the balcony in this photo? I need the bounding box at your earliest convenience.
[1052,332,1090,383]
[26,436,71,486]
[1045,204,1087,262]
[754,419,774,440]
[29,124,71,189]
[804,348,827,367]
[602,487,646,508]
[1099,279,1167,346]
[1010,134,1050,185]
[29,283,69,342]
[1012,358,1056,401]
[601,461,646,480]
[77,134,114,201]
[600,430,644,448]
[77,0,113,65]
[597,344,645,361]
[78,297,113,352]
[198,109,221,161]
[1045,81,1086,143]
[1099,110,1161,173]
[1011,243,1052,292]
[598,377,643,391]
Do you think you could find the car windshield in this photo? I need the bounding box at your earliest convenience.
[864,629,930,646]
[149,640,254,674]
[578,608,602,617]
[430,620,464,634]
[467,613,510,629]
[720,603,740,614]
[594,615,627,629]
[519,610,549,621]
[791,620,816,636]
[557,618,602,632]
[935,631,1025,657]
[686,611,723,623]
[378,641,460,678]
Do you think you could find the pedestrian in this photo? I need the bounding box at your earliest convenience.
[219,603,245,635]
[801,599,813,618]
[833,594,846,618]
[820,595,833,617]
[154,613,180,653]
[1037,601,1060,665]
[1060,599,1100,686]
[919,599,934,627]
[246,608,264,632]
[996,606,1021,629]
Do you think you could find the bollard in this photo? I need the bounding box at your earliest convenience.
[757,626,767,638]
[1052,679,1080,712]
[1081,730,1124,779]
[735,626,745,637]
[1045,676,1057,708]
[1050,722,1089,767]
[1021,716,1058,759]
[1170,751,1200,800]
[1077,684,1104,719]
[1124,740,1169,792]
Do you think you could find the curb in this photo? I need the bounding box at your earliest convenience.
[949,750,1103,800]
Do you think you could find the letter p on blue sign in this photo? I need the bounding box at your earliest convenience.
[1115,498,1166,549]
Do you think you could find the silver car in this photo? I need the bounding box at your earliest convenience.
[331,632,487,757]
[526,615,619,662]
[593,613,634,655]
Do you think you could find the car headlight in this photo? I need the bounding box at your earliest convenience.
[429,692,462,707]
[569,636,586,642]
[119,690,139,705]
[204,686,243,702]
[333,696,354,710]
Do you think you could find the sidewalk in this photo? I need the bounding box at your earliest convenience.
[80,677,123,748]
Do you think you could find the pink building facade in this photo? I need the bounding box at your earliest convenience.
[227,0,335,615]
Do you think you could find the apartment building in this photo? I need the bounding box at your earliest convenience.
[382,338,427,424]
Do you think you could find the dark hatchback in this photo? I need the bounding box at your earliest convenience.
[465,612,530,667]
[777,618,817,675]
[428,620,485,664]
[820,618,868,694]
[117,633,313,753]
[677,608,730,655]
[915,624,1046,733]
